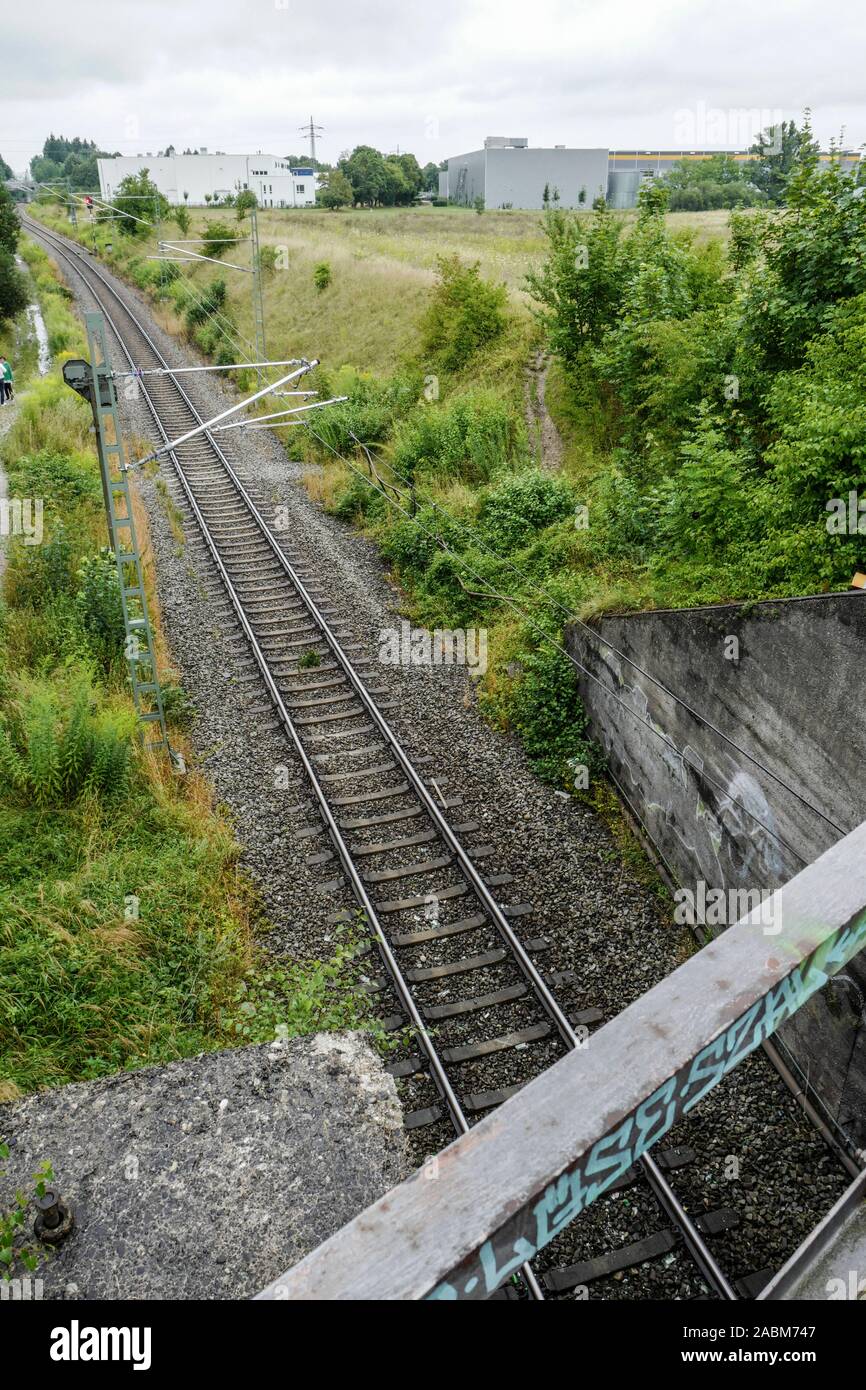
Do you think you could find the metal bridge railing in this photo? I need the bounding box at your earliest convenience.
[257,819,866,1301]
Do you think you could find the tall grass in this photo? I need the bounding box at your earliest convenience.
[0,237,382,1099]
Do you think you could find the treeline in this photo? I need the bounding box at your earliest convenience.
[0,184,29,324]
[29,133,119,192]
[666,120,821,210]
[317,148,443,208]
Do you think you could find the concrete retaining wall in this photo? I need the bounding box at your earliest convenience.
[566,591,866,1147]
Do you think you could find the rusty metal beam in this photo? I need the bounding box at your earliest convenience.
[257,821,866,1302]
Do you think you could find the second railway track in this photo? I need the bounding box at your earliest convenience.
[24,213,857,1302]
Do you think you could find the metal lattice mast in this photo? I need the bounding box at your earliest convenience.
[249,205,267,390]
[299,116,324,164]
[73,313,170,752]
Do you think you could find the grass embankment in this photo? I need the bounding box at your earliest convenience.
[0,239,379,1103]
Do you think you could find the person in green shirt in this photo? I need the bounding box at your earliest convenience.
[1,357,12,403]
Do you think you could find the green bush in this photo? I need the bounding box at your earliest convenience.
[6,449,100,511]
[508,644,598,786]
[308,368,419,454]
[184,278,228,330]
[393,390,519,485]
[4,529,77,609]
[258,246,279,275]
[74,551,125,671]
[0,670,136,808]
[199,222,235,260]
[479,472,575,552]
[421,254,507,372]
[313,261,332,292]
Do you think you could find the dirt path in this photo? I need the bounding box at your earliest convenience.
[524,349,564,471]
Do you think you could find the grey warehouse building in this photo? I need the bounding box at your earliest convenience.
[439,136,608,210]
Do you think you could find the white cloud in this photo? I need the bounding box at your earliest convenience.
[2,0,864,174]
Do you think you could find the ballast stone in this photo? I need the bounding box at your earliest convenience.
[0,1032,408,1299]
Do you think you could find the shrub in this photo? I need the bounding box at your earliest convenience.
[478,472,575,552]
[258,246,279,275]
[235,190,257,220]
[508,644,598,786]
[314,261,332,292]
[184,278,228,330]
[199,222,235,259]
[421,255,507,372]
[74,551,125,671]
[4,528,77,609]
[654,412,755,558]
[6,449,100,511]
[0,671,136,808]
[393,390,519,485]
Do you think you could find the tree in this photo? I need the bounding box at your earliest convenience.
[0,182,19,255]
[636,179,669,219]
[235,189,257,220]
[749,118,818,204]
[396,153,424,198]
[381,158,413,206]
[30,134,116,192]
[422,161,442,194]
[281,153,326,170]
[316,169,354,209]
[0,249,28,325]
[115,169,169,235]
[0,154,13,180]
[173,205,191,234]
[525,203,629,365]
[741,156,866,370]
[340,146,388,207]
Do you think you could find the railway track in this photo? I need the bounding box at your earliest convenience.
[23,214,852,1302]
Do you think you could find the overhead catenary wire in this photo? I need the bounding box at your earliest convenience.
[131,361,318,467]
[67,191,280,388]
[306,427,815,869]
[211,395,348,433]
[359,438,852,841]
[112,360,310,378]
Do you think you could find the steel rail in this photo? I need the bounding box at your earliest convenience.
[26,214,737,1302]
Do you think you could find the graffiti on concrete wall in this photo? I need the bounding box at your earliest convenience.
[428,908,866,1300]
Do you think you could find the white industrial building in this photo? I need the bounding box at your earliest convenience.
[97,152,319,208]
[439,137,608,210]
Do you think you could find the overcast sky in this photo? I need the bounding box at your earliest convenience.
[3,0,865,173]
